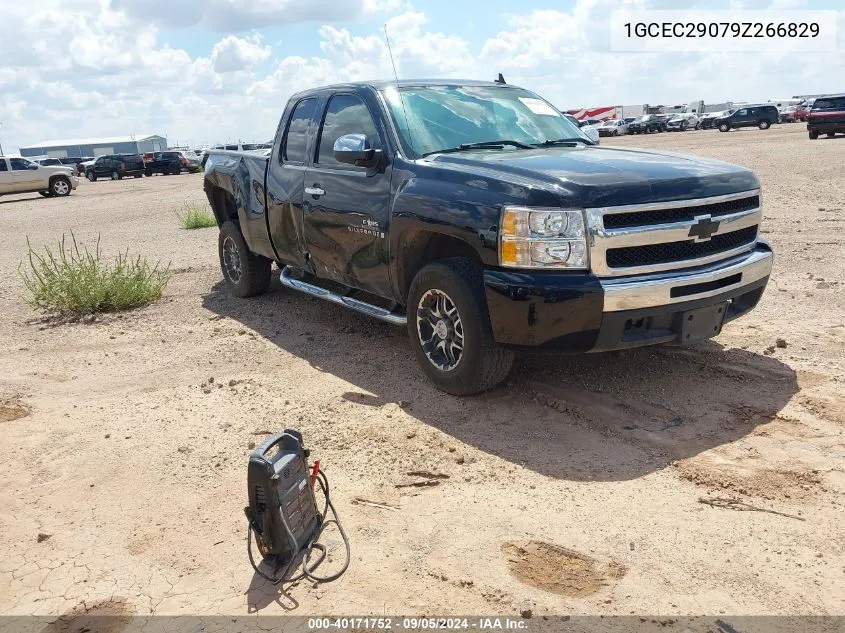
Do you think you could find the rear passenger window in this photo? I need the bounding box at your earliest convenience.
[814,97,845,109]
[316,94,380,167]
[0,160,7,172]
[282,98,318,163]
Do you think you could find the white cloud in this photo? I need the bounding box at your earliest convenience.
[211,36,271,73]
[0,0,842,152]
[108,0,398,32]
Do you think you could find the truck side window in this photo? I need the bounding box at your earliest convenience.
[282,98,318,164]
[315,94,380,167]
[10,158,32,170]
[0,160,7,172]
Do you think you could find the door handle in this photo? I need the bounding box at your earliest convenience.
[305,185,325,197]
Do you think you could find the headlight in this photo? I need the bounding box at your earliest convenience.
[499,207,588,269]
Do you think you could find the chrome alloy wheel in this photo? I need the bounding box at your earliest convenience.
[416,289,464,371]
[53,180,69,195]
[222,236,242,284]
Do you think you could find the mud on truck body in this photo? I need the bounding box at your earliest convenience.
[204,80,772,395]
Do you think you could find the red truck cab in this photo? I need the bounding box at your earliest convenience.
[806,94,845,139]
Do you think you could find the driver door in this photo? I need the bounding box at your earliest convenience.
[302,92,393,297]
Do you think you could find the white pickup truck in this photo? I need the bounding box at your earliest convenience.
[0,156,78,197]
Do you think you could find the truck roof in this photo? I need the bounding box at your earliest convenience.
[290,78,519,98]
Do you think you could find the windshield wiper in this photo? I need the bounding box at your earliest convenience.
[422,139,536,157]
[537,137,593,147]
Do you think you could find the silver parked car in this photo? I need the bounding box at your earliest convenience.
[0,156,78,197]
[563,114,600,144]
[598,119,628,136]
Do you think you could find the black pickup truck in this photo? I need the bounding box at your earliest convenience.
[203,79,773,395]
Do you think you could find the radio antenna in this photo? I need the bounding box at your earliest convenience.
[383,24,417,156]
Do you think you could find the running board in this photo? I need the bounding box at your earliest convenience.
[279,266,407,326]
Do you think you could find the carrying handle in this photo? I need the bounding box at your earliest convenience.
[252,429,305,464]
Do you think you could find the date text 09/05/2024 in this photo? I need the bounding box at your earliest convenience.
[307,617,528,630]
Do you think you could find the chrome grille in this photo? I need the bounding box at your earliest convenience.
[602,195,760,229]
[586,190,761,277]
[606,225,758,268]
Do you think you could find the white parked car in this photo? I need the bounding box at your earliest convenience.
[0,156,78,197]
[563,114,600,144]
[666,113,700,131]
[598,119,628,136]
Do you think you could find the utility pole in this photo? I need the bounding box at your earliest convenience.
[0,121,4,155]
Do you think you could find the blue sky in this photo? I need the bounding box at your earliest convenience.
[0,0,842,151]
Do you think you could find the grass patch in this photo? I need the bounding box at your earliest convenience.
[176,202,217,229]
[20,233,170,318]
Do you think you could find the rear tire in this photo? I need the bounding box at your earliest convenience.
[111,170,121,180]
[826,132,835,138]
[809,130,819,140]
[759,120,771,130]
[218,221,271,298]
[145,169,153,177]
[407,258,514,395]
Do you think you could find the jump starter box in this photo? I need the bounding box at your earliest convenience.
[245,429,319,563]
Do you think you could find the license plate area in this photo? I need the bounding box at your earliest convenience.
[677,302,728,344]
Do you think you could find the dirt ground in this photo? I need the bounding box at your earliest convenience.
[0,124,843,619]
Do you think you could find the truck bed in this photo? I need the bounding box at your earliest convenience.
[203,150,274,259]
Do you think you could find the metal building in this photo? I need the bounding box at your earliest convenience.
[18,134,167,159]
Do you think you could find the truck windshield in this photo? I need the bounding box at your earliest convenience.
[382,85,591,156]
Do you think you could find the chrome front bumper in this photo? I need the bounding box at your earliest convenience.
[600,242,773,312]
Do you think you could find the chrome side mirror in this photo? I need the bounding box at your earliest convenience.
[333,134,380,168]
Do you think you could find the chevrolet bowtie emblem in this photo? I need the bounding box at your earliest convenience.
[688,215,720,242]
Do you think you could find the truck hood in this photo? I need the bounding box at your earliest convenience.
[428,145,758,207]
[41,165,76,176]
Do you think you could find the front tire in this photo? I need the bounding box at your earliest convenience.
[719,123,730,132]
[407,258,514,395]
[218,221,271,298]
[809,130,819,140]
[87,171,97,182]
[50,177,72,197]
[111,170,121,180]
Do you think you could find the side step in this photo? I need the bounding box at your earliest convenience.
[279,266,407,326]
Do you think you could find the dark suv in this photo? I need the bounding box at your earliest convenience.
[714,105,779,132]
[806,94,845,139]
[627,114,664,134]
[144,151,185,176]
[85,154,145,181]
